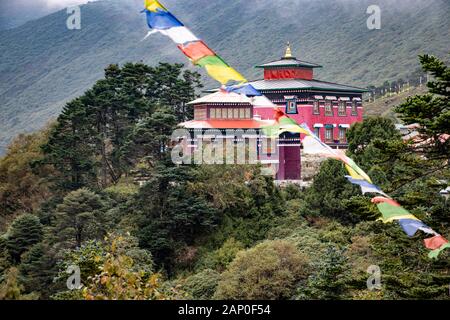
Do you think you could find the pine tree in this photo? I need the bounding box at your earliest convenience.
[396,54,450,161]
[41,63,202,191]
[299,245,351,300]
[6,214,43,263]
[54,188,105,249]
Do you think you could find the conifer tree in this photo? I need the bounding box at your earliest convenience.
[6,214,43,263]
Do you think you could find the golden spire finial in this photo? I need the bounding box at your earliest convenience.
[284,41,293,59]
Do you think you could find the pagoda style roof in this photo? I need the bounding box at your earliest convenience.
[255,58,322,69]
[256,42,322,69]
[188,91,253,105]
[248,79,368,93]
[179,119,275,129]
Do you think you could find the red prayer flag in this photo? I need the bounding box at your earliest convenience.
[178,40,215,62]
[424,235,448,250]
[371,196,400,207]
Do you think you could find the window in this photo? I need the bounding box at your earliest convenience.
[245,108,251,119]
[194,107,207,120]
[325,102,333,116]
[351,101,358,116]
[216,108,222,119]
[228,108,233,119]
[239,108,245,119]
[338,102,346,116]
[286,99,298,114]
[314,127,320,138]
[325,126,333,142]
[210,108,216,119]
[313,101,320,115]
[339,128,347,142]
[233,108,239,119]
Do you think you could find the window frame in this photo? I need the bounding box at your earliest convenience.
[286,99,298,114]
[339,127,347,142]
[227,108,233,119]
[351,101,359,116]
[313,101,320,115]
[245,108,251,119]
[325,126,333,142]
[210,107,216,119]
[233,108,239,119]
[314,127,320,139]
[338,101,346,116]
[325,102,333,116]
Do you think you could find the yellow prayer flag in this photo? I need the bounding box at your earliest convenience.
[204,64,246,85]
[279,125,310,135]
[145,0,167,12]
[345,164,372,183]
[381,214,421,223]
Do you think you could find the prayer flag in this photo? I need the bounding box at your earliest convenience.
[160,27,199,44]
[424,235,448,250]
[226,84,262,97]
[145,0,167,12]
[397,219,437,237]
[428,243,450,259]
[344,176,389,197]
[178,40,215,61]
[146,9,183,30]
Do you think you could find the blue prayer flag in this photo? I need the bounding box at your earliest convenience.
[226,84,262,97]
[398,219,437,237]
[146,9,183,30]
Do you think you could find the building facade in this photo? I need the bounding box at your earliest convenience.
[250,43,366,147]
[180,44,366,182]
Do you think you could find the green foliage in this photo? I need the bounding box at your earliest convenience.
[196,238,244,272]
[6,214,43,263]
[0,128,54,224]
[346,116,401,166]
[301,159,361,223]
[195,167,286,247]
[19,242,58,298]
[0,267,38,300]
[2,50,450,300]
[82,233,169,300]
[396,55,450,151]
[297,245,352,300]
[215,240,309,300]
[41,63,202,191]
[133,164,220,271]
[184,269,221,300]
[53,188,106,249]
[56,240,106,286]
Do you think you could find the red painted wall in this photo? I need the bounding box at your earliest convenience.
[264,68,313,80]
[254,104,363,143]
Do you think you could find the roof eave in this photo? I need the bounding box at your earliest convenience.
[254,65,323,69]
[257,87,368,93]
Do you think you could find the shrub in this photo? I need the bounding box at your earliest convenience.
[196,238,244,272]
[184,269,221,300]
[214,240,309,300]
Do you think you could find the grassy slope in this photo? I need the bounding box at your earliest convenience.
[363,85,428,121]
[0,0,449,153]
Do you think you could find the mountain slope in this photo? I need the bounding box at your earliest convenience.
[0,0,449,154]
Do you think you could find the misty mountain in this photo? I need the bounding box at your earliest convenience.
[0,0,449,154]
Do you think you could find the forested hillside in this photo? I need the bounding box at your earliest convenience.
[1,0,449,154]
[0,54,449,300]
